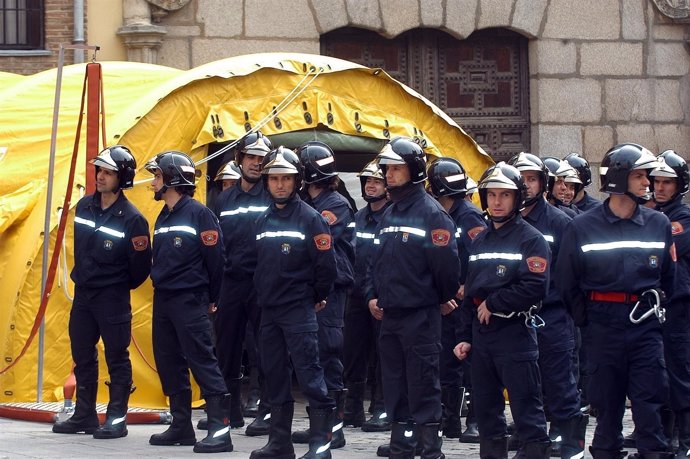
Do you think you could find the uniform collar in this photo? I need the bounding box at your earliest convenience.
[393,183,426,211]
[237,178,265,196]
[523,197,547,223]
[165,194,192,215]
[655,195,683,215]
[488,213,522,238]
[272,194,301,217]
[601,197,645,225]
[311,187,332,206]
[88,192,127,218]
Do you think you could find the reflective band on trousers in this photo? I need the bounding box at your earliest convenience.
[356,232,376,239]
[581,240,665,253]
[379,226,427,237]
[256,231,306,240]
[75,216,126,238]
[154,225,197,236]
[219,206,268,217]
[469,252,523,262]
[348,222,356,228]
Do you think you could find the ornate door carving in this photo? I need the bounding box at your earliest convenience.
[321,28,530,162]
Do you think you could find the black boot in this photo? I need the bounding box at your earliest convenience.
[298,407,334,459]
[193,394,233,453]
[330,390,346,449]
[52,384,100,434]
[228,377,245,428]
[250,402,296,459]
[363,411,392,432]
[624,429,637,449]
[244,387,261,418]
[660,407,675,451]
[389,421,417,459]
[344,381,366,428]
[677,410,690,459]
[376,423,423,457]
[548,423,561,457]
[441,386,464,438]
[93,382,132,439]
[480,436,508,459]
[557,414,587,459]
[150,390,196,446]
[523,441,551,459]
[507,432,520,452]
[460,394,480,444]
[292,407,311,444]
[419,423,445,459]
[628,453,674,459]
[246,400,271,436]
[588,446,628,459]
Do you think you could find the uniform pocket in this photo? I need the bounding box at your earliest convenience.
[412,342,442,386]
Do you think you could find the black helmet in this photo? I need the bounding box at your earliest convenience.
[564,152,592,187]
[600,143,657,202]
[261,147,304,203]
[296,141,338,184]
[507,152,548,206]
[541,156,561,200]
[235,131,272,163]
[650,150,689,199]
[478,162,526,223]
[427,157,468,198]
[90,145,137,190]
[145,151,196,188]
[357,160,386,203]
[376,137,427,185]
[214,161,242,182]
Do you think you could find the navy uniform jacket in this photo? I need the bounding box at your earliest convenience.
[457,214,551,343]
[254,195,337,308]
[574,191,602,213]
[556,199,676,327]
[447,198,487,285]
[214,180,271,278]
[365,184,460,310]
[352,202,391,298]
[306,188,355,287]
[71,192,151,290]
[523,198,572,306]
[151,195,225,303]
[656,197,690,301]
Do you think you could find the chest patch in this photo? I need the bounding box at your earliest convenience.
[314,233,332,251]
[649,255,658,268]
[103,240,113,251]
[201,230,219,246]
[132,235,148,252]
[672,221,684,235]
[431,229,451,247]
[321,210,337,225]
[174,237,182,248]
[496,264,506,277]
[526,256,548,274]
[281,243,291,255]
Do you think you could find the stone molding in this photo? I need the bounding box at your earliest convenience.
[650,0,690,22]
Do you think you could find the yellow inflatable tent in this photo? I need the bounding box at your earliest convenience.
[0,53,492,409]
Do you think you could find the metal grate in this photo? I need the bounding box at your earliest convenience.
[0,0,44,50]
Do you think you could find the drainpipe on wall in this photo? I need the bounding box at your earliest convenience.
[73,0,85,63]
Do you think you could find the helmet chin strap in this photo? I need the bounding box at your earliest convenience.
[625,191,648,205]
[154,185,167,201]
[364,194,386,203]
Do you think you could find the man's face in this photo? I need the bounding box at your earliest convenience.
[653,177,678,204]
[486,188,515,219]
[628,169,651,198]
[221,179,237,191]
[385,163,411,187]
[241,153,263,181]
[96,167,120,194]
[365,177,386,199]
[521,171,542,200]
[267,174,295,200]
[553,178,573,204]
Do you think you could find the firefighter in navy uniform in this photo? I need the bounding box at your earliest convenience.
[650,150,690,458]
[145,151,233,453]
[556,143,676,459]
[563,152,602,212]
[454,162,552,459]
[214,160,242,191]
[427,157,487,440]
[342,161,391,432]
[365,137,460,459]
[250,147,337,459]
[53,146,151,438]
[208,132,273,435]
[542,156,581,218]
[507,153,587,459]
[292,141,355,449]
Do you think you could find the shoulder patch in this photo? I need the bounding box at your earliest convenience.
[321,210,338,225]
[526,256,548,274]
[431,229,451,247]
[672,221,684,235]
[201,230,219,246]
[670,242,677,263]
[314,233,332,251]
[467,226,486,241]
[131,235,149,252]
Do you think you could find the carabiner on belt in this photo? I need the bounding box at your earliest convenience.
[629,289,666,324]
[521,304,545,329]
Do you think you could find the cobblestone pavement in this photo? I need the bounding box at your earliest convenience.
[0,399,638,458]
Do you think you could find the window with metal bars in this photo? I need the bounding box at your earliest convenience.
[1,0,44,50]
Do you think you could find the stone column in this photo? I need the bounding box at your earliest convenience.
[116,0,166,64]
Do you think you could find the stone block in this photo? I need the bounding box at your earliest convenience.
[647,42,690,76]
[580,42,643,76]
[528,39,576,75]
[165,25,202,38]
[536,79,602,123]
[622,0,647,40]
[512,0,547,37]
[605,79,683,122]
[543,0,620,39]
[246,0,318,38]
[381,0,419,37]
[477,0,513,30]
[197,0,242,37]
[421,0,444,27]
[583,126,614,163]
[654,124,690,153]
[346,0,383,32]
[191,39,319,67]
[616,124,656,151]
[445,0,478,39]
[158,38,191,70]
[653,24,687,40]
[533,124,583,157]
[312,0,350,33]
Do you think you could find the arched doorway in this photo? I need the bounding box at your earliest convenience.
[321,28,530,162]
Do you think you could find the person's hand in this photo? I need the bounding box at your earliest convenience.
[208,303,217,314]
[457,284,465,300]
[368,299,383,320]
[454,342,472,360]
[477,300,492,324]
[441,299,458,316]
[315,300,327,312]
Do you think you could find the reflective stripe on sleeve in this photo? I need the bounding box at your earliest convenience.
[154,225,198,236]
[379,226,427,237]
[256,231,306,240]
[581,241,665,253]
[75,216,125,238]
[469,252,523,262]
[219,206,268,217]
[356,232,376,239]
